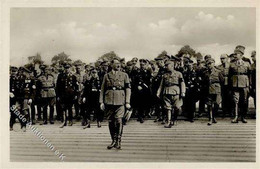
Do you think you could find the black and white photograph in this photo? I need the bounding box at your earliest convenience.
[1,0,259,167]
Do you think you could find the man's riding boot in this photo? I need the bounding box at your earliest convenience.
[115,135,122,149]
[107,121,116,149]
[32,120,35,125]
[68,120,73,126]
[97,121,101,128]
[212,104,218,123]
[212,117,217,123]
[59,121,67,128]
[83,119,90,129]
[107,134,117,149]
[241,107,248,123]
[83,119,91,129]
[231,104,239,123]
[173,109,179,126]
[241,116,247,123]
[164,121,172,128]
[60,112,67,128]
[208,108,213,126]
[161,120,166,124]
[114,121,123,149]
[164,110,172,128]
[207,119,212,125]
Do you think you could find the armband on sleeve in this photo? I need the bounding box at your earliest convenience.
[125,83,131,89]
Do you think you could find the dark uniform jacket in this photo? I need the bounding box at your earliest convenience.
[56,72,78,100]
[99,71,131,106]
[82,75,101,106]
[152,67,166,94]
[13,74,34,100]
[134,68,152,93]
[182,67,201,93]
[10,75,20,104]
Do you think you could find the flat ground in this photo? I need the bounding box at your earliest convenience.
[10,118,256,162]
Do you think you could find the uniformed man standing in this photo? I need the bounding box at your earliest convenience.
[38,65,56,125]
[194,55,206,117]
[217,54,232,117]
[182,58,200,122]
[73,63,83,120]
[154,57,167,123]
[204,58,223,125]
[99,60,109,84]
[150,60,161,121]
[55,65,64,121]
[10,67,27,131]
[250,51,256,109]
[82,67,103,128]
[10,67,33,131]
[229,46,251,123]
[157,60,186,128]
[56,63,78,128]
[133,59,152,123]
[99,59,131,150]
[120,58,126,72]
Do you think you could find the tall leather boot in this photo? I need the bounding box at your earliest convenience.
[231,104,239,123]
[241,106,247,123]
[164,110,172,128]
[49,105,54,124]
[41,105,48,125]
[208,107,213,126]
[97,121,101,128]
[60,110,67,128]
[172,108,179,126]
[83,119,90,129]
[115,119,123,149]
[107,121,116,149]
[212,104,218,123]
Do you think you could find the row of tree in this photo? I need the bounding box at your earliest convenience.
[25,45,201,69]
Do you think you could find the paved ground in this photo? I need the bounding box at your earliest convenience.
[10,118,256,162]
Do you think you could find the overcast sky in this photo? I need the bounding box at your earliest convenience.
[10,8,256,66]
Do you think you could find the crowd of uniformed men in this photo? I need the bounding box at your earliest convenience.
[10,45,256,148]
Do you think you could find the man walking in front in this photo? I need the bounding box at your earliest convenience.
[157,60,186,128]
[99,59,131,150]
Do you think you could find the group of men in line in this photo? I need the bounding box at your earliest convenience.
[10,45,256,134]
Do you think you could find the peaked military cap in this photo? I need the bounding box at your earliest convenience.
[126,61,133,66]
[132,57,138,62]
[206,58,215,64]
[171,55,181,61]
[220,54,228,59]
[235,45,245,51]
[154,56,164,61]
[101,60,109,66]
[139,59,149,63]
[165,59,175,65]
[204,55,212,61]
[40,64,47,69]
[63,62,71,69]
[234,45,245,55]
[10,66,18,72]
[19,66,31,73]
